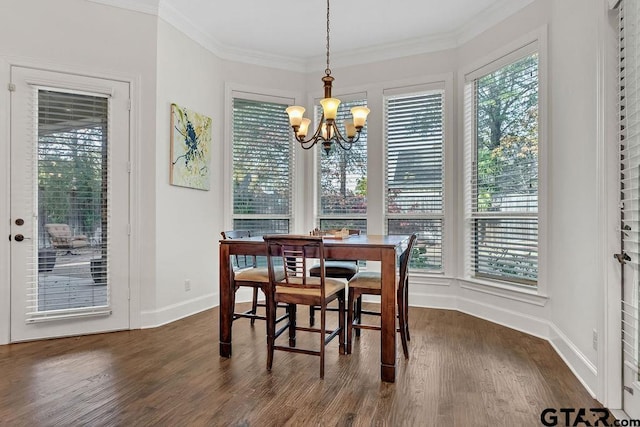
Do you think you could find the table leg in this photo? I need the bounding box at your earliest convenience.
[219,244,232,357]
[380,247,397,383]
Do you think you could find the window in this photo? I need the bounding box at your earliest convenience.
[385,90,444,271]
[317,98,368,232]
[232,95,293,235]
[466,51,539,286]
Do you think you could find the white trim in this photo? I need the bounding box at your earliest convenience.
[600,0,623,409]
[0,57,10,345]
[462,26,546,81]
[87,0,159,15]
[223,83,303,233]
[140,292,216,328]
[0,56,142,334]
[460,25,548,297]
[91,0,535,71]
[548,323,598,398]
[459,278,549,306]
[456,0,536,46]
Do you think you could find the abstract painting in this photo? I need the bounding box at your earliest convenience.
[170,103,212,190]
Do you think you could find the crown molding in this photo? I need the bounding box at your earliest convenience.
[156,0,308,72]
[456,0,536,45]
[86,0,537,72]
[86,0,159,15]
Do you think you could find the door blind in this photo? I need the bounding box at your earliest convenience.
[620,0,640,379]
[385,90,444,271]
[28,88,111,322]
[232,96,292,235]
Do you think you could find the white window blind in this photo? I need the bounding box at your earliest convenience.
[232,96,293,234]
[385,90,444,271]
[619,0,640,382]
[468,52,539,286]
[29,88,111,321]
[317,98,367,232]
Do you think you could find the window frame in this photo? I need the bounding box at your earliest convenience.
[314,91,369,232]
[224,85,299,235]
[383,83,446,273]
[462,28,548,295]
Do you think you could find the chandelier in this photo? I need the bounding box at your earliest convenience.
[285,0,370,154]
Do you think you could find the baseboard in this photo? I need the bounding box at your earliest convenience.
[548,323,598,398]
[140,292,217,328]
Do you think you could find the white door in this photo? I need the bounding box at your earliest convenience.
[620,0,640,417]
[10,66,130,341]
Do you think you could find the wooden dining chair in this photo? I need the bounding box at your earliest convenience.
[346,233,418,358]
[308,228,361,326]
[221,230,287,326]
[264,234,346,379]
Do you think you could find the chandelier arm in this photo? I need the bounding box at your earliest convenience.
[293,115,327,146]
[330,121,362,147]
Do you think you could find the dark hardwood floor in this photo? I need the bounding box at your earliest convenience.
[0,305,607,426]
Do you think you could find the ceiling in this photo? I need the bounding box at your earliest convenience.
[91,0,535,70]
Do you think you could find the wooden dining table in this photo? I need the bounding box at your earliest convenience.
[218,234,411,383]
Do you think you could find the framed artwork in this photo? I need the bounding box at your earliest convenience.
[170,103,212,190]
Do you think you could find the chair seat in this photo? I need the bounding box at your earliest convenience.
[276,277,345,297]
[348,271,384,290]
[235,266,285,283]
[309,261,358,278]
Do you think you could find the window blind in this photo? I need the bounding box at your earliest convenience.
[232,97,292,235]
[317,98,368,231]
[469,52,539,286]
[385,91,444,271]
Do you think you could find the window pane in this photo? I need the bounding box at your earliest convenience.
[319,219,367,233]
[388,219,442,271]
[475,54,538,213]
[319,99,367,216]
[472,218,538,285]
[37,90,109,311]
[232,97,292,228]
[232,219,289,236]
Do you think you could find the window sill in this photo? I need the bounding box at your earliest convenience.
[458,277,549,307]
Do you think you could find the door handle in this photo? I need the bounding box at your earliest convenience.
[13,234,31,242]
[614,252,631,264]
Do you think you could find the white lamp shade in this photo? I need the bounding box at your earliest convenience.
[320,98,341,120]
[297,118,311,138]
[286,106,305,127]
[351,106,370,128]
[344,120,356,138]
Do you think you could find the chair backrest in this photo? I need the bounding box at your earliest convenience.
[264,235,326,295]
[398,233,418,293]
[220,230,256,270]
[45,223,73,239]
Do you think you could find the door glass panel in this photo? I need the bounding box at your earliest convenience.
[36,89,109,313]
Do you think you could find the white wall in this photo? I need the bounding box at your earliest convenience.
[147,19,307,326]
[146,19,223,326]
[0,0,158,342]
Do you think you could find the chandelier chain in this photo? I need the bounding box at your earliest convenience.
[325,0,331,76]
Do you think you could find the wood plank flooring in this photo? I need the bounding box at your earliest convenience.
[0,305,609,426]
